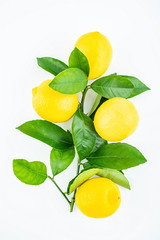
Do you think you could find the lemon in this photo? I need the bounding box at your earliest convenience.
[75,32,112,80]
[94,97,139,142]
[75,177,121,218]
[32,80,78,123]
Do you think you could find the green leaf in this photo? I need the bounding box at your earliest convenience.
[91,134,107,154]
[89,96,107,120]
[87,143,147,170]
[17,120,73,149]
[13,159,47,185]
[83,162,130,189]
[68,47,90,76]
[67,168,101,194]
[66,130,72,140]
[91,74,134,98]
[37,57,68,76]
[72,108,106,159]
[49,68,88,94]
[119,75,150,98]
[89,74,118,114]
[83,162,94,169]
[89,94,102,116]
[98,168,130,189]
[50,146,75,176]
[72,108,97,160]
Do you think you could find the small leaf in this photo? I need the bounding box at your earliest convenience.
[89,94,102,116]
[13,159,47,185]
[67,168,101,194]
[89,96,107,120]
[37,57,68,76]
[17,120,73,149]
[98,168,130,189]
[89,74,118,116]
[91,75,134,98]
[87,143,147,170]
[83,162,94,169]
[50,146,75,176]
[83,162,130,189]
[119,75,150,98]
[49,68,88,94]
[72,108,97,160]
[68,47,90,76]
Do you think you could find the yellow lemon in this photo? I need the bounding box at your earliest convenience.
[94,97,139,142]
[75,177,121,218]
[32,80,78,123]
[75,32,112,80]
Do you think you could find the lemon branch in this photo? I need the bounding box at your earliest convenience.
[70,86,89,212]
[48,176,71,205]
[70,158,81,212]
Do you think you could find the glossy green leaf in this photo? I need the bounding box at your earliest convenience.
[66,130,72,140]
[91,75,134,98]
[50,146,75,176]
[98,168,130,189]
[89,94,102,116]
[87,143,147,170]
[119,75,150,98]
[37,57,68,76]
[13,159,47,185]
[68,47,90,76]
[67,168,101,194]
[17,120,73,149]
[49,68,88,94]
[72,108,97,160]
[83,162,130,189]
[89,74,118,116]
[89,96,107,120]
[91,134,107,154]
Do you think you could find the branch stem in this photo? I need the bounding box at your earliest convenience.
[70,158,80,212]
[80,86,89,112]
[70,86,89,212]
[48,176,71,205]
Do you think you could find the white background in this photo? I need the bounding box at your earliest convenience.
[0,0,160,239]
